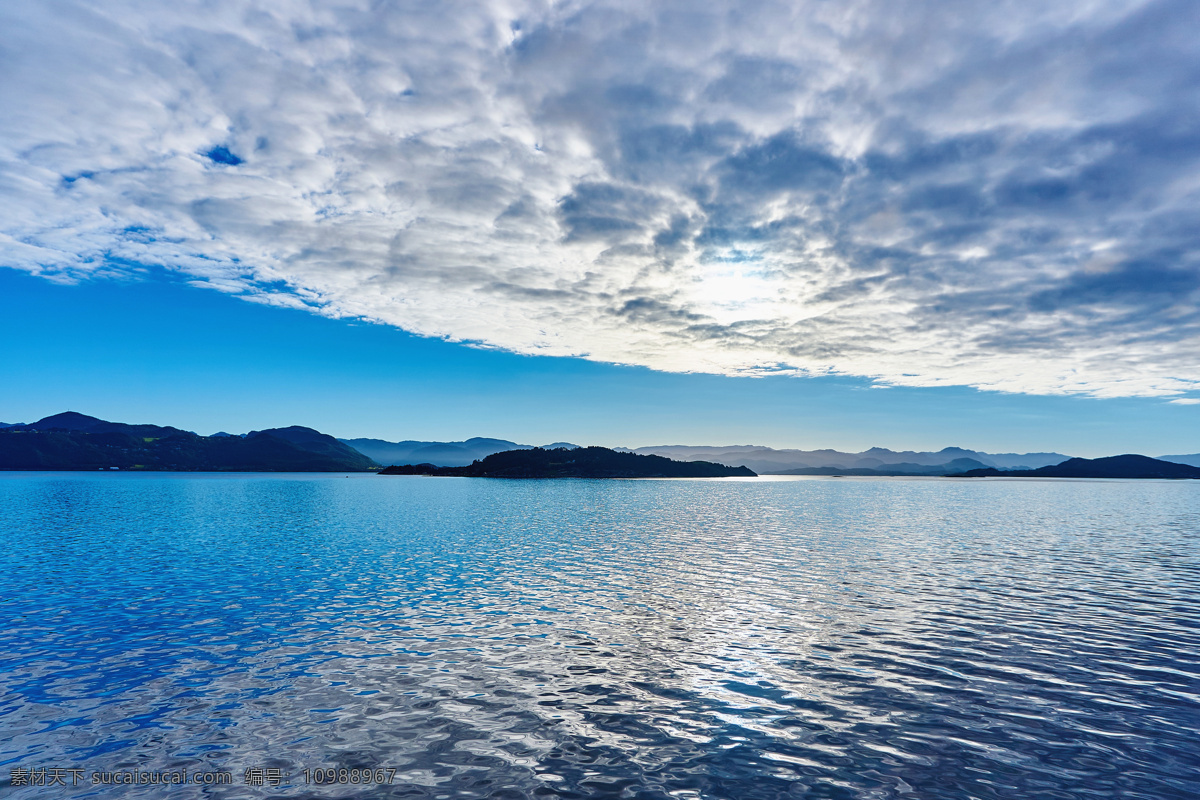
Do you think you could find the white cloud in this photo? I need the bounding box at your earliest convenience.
[2,0,1199,397]
[1168,398,1200,405]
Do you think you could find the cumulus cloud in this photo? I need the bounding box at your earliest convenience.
[2,0,1199,397]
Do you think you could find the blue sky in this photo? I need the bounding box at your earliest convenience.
[2,0,1199,456]
[2,269,1195,457]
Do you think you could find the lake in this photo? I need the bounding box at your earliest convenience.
[1,473,1197,798]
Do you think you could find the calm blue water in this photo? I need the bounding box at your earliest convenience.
[1,473,1198,799]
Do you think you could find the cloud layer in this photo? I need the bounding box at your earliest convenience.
[3,0,1199,397]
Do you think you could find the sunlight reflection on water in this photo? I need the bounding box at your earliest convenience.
[1,473,1197,798]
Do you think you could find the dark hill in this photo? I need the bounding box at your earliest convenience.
[243,426,374,468]
[27,411,195,439]
[953,454,1200,479]
[0,414,379,472]
[379,447,756,478]
[26,411,108,431]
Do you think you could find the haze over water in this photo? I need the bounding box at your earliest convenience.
[2,473,1198,799]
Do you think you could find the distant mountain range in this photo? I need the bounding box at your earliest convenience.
[340,439,1081,473]
[618,445,1073,475]
[0,413,378,472]
[340,437,577,467]
[4,411,1198,477]
[771,457,993,476]
[379,447,755,478]
[348,438,1200,476]
[1158,453,1200,467]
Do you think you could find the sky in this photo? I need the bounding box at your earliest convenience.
[2,0,1199,456]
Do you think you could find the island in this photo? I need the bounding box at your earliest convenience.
[378,446,757,478]
[950,454,1200,479]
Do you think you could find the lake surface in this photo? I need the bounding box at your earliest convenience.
[1,473,1197,799]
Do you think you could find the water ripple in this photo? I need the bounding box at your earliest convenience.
[0,473,1197,798]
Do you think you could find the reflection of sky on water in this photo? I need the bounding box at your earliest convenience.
[1,474,1197,798]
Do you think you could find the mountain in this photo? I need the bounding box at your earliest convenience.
[342,437,1070,472]
[378,447,755,478]
[953,455,1200,479]
[628,444,1070,474]
[775,458,990,476]
[1,413,379,472]
[26,411,195,439]
[1159,454,1200,467]
[341,437,582,466]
